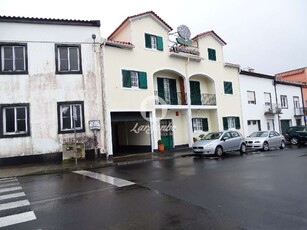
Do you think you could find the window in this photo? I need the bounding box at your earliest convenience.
[0,103,30,138]
[55,44,82,74]
[122,70,147,89]
[280,95,288,108]
[207,48,216,61]
[192,118,208,132]
[247,91,256,104]
[145,33,163,51]
[223,81,233,95]
[0,43,27,74]
[57,101,85,134]
[223,117,240,130]
[157,77,178,105]
[293,96,299,108]
[264,92,271,106]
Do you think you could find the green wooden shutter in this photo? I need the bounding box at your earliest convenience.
[122,70,131,88]
[235,117,241,129]
[223,117,228,130]
[224,81,233,94]
[145,34,151,48]
[157,78,165,102]
[202,118,208,131]
[138,72,147,89]
[208,48,216,61]
[157,36,163,51]
[190,81,201,105]
[170,79,178,105]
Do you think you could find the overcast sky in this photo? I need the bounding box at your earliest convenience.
[1,0,306,75]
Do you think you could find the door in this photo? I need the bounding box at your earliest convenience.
[190,81,202,105]
[157,78,178,105]
[280,120,291,135]
[160,119,173,150]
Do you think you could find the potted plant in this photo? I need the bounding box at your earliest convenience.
[158,140,164,152]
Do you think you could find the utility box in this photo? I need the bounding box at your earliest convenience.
[62,143,85,160]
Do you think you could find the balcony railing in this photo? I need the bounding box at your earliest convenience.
[294,107,304,116]
[191,93,216,106]
[154,91,187,105]
[264,104,282,115]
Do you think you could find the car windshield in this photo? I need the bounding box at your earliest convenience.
[249,131,268,137]
[202,132,223,140]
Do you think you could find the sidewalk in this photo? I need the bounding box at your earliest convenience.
[0,150,192,178]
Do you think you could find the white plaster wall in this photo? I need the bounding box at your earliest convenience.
[0,22,103,158]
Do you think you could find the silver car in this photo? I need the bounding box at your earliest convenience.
[245,131,286,151]
[192,130,247,157]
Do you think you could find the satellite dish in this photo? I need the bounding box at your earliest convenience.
[177,25,191,41]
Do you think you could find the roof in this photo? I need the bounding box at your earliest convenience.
[240,70,274,80]
[192,30,227,45]
[108,11,172,40]
[0,15,100,27]
[275,67,306,78]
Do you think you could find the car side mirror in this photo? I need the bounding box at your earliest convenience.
[222,136,229,141]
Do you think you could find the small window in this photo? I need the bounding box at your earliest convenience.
[122,70,147,89]
[264,92,271,106]
[247,91,256,104]
[192,118,209,132]
[223,81,233,95]
[55,44,82,74]
[207,48,216,61]
[280,95,288,109]
[145,33,163,51]
[0,103,30,138]
[223,117,240,130]
[57,101,85,134]
[0,43,28,74]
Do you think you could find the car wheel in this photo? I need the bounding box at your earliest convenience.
[280,140,285,149]
[240,143,247,155]
[262,142,269,151]
[290,137,299,145]
[215,146,223,157]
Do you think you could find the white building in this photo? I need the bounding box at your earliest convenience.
[0,16,105,164]
[239,69,304,136]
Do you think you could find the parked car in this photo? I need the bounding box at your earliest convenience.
[284,125,307,145]
[245,131,285,151]
[192,130,246,157]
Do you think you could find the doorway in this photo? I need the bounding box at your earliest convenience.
[160,119,173,150]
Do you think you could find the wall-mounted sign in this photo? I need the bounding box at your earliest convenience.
[89,120,101,130]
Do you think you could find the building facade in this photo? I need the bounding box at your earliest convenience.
[239,69,304,136]
[103,11,244,157]
[0,16,105,164]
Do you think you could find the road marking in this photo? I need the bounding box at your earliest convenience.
[0,192,25,201]
[0,186,22,194]
[0,211,36,228]
[0,199,30,211]
[73,170,135,187]
[0,178,17,183]
[0,182,20,189]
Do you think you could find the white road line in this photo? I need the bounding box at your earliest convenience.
[73,170,135,187]
[0,178,17,183]
[0,182,20,189]
[0,192,26,201]
[0,211,36,228]
[0,186,22,194]
[0,199,30,211]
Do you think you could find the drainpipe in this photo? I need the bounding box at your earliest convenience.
[274,79,282,133]
[185,57,193,147]
[300,84,306,125]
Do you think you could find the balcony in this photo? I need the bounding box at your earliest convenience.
[294,107,304,116]
[191,93,216,106]
[264,104,282,115]
[154,91,187,106]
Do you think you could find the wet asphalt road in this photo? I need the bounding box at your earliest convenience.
[4,146,307,230]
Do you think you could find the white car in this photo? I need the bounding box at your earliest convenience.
[245,131,286,151]
[192,130,247,157]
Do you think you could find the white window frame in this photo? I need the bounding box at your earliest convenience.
[1,45,26,72]
[192,118,203,132]
[247,91,256,104]
[150,36,157,49]
[56,45,81,74]
[264,92,271,106]
[60,104,83,131]
[227,117,236,129]
[130,71,139,88]
[280,95,288,108]
[2,105,29,136]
